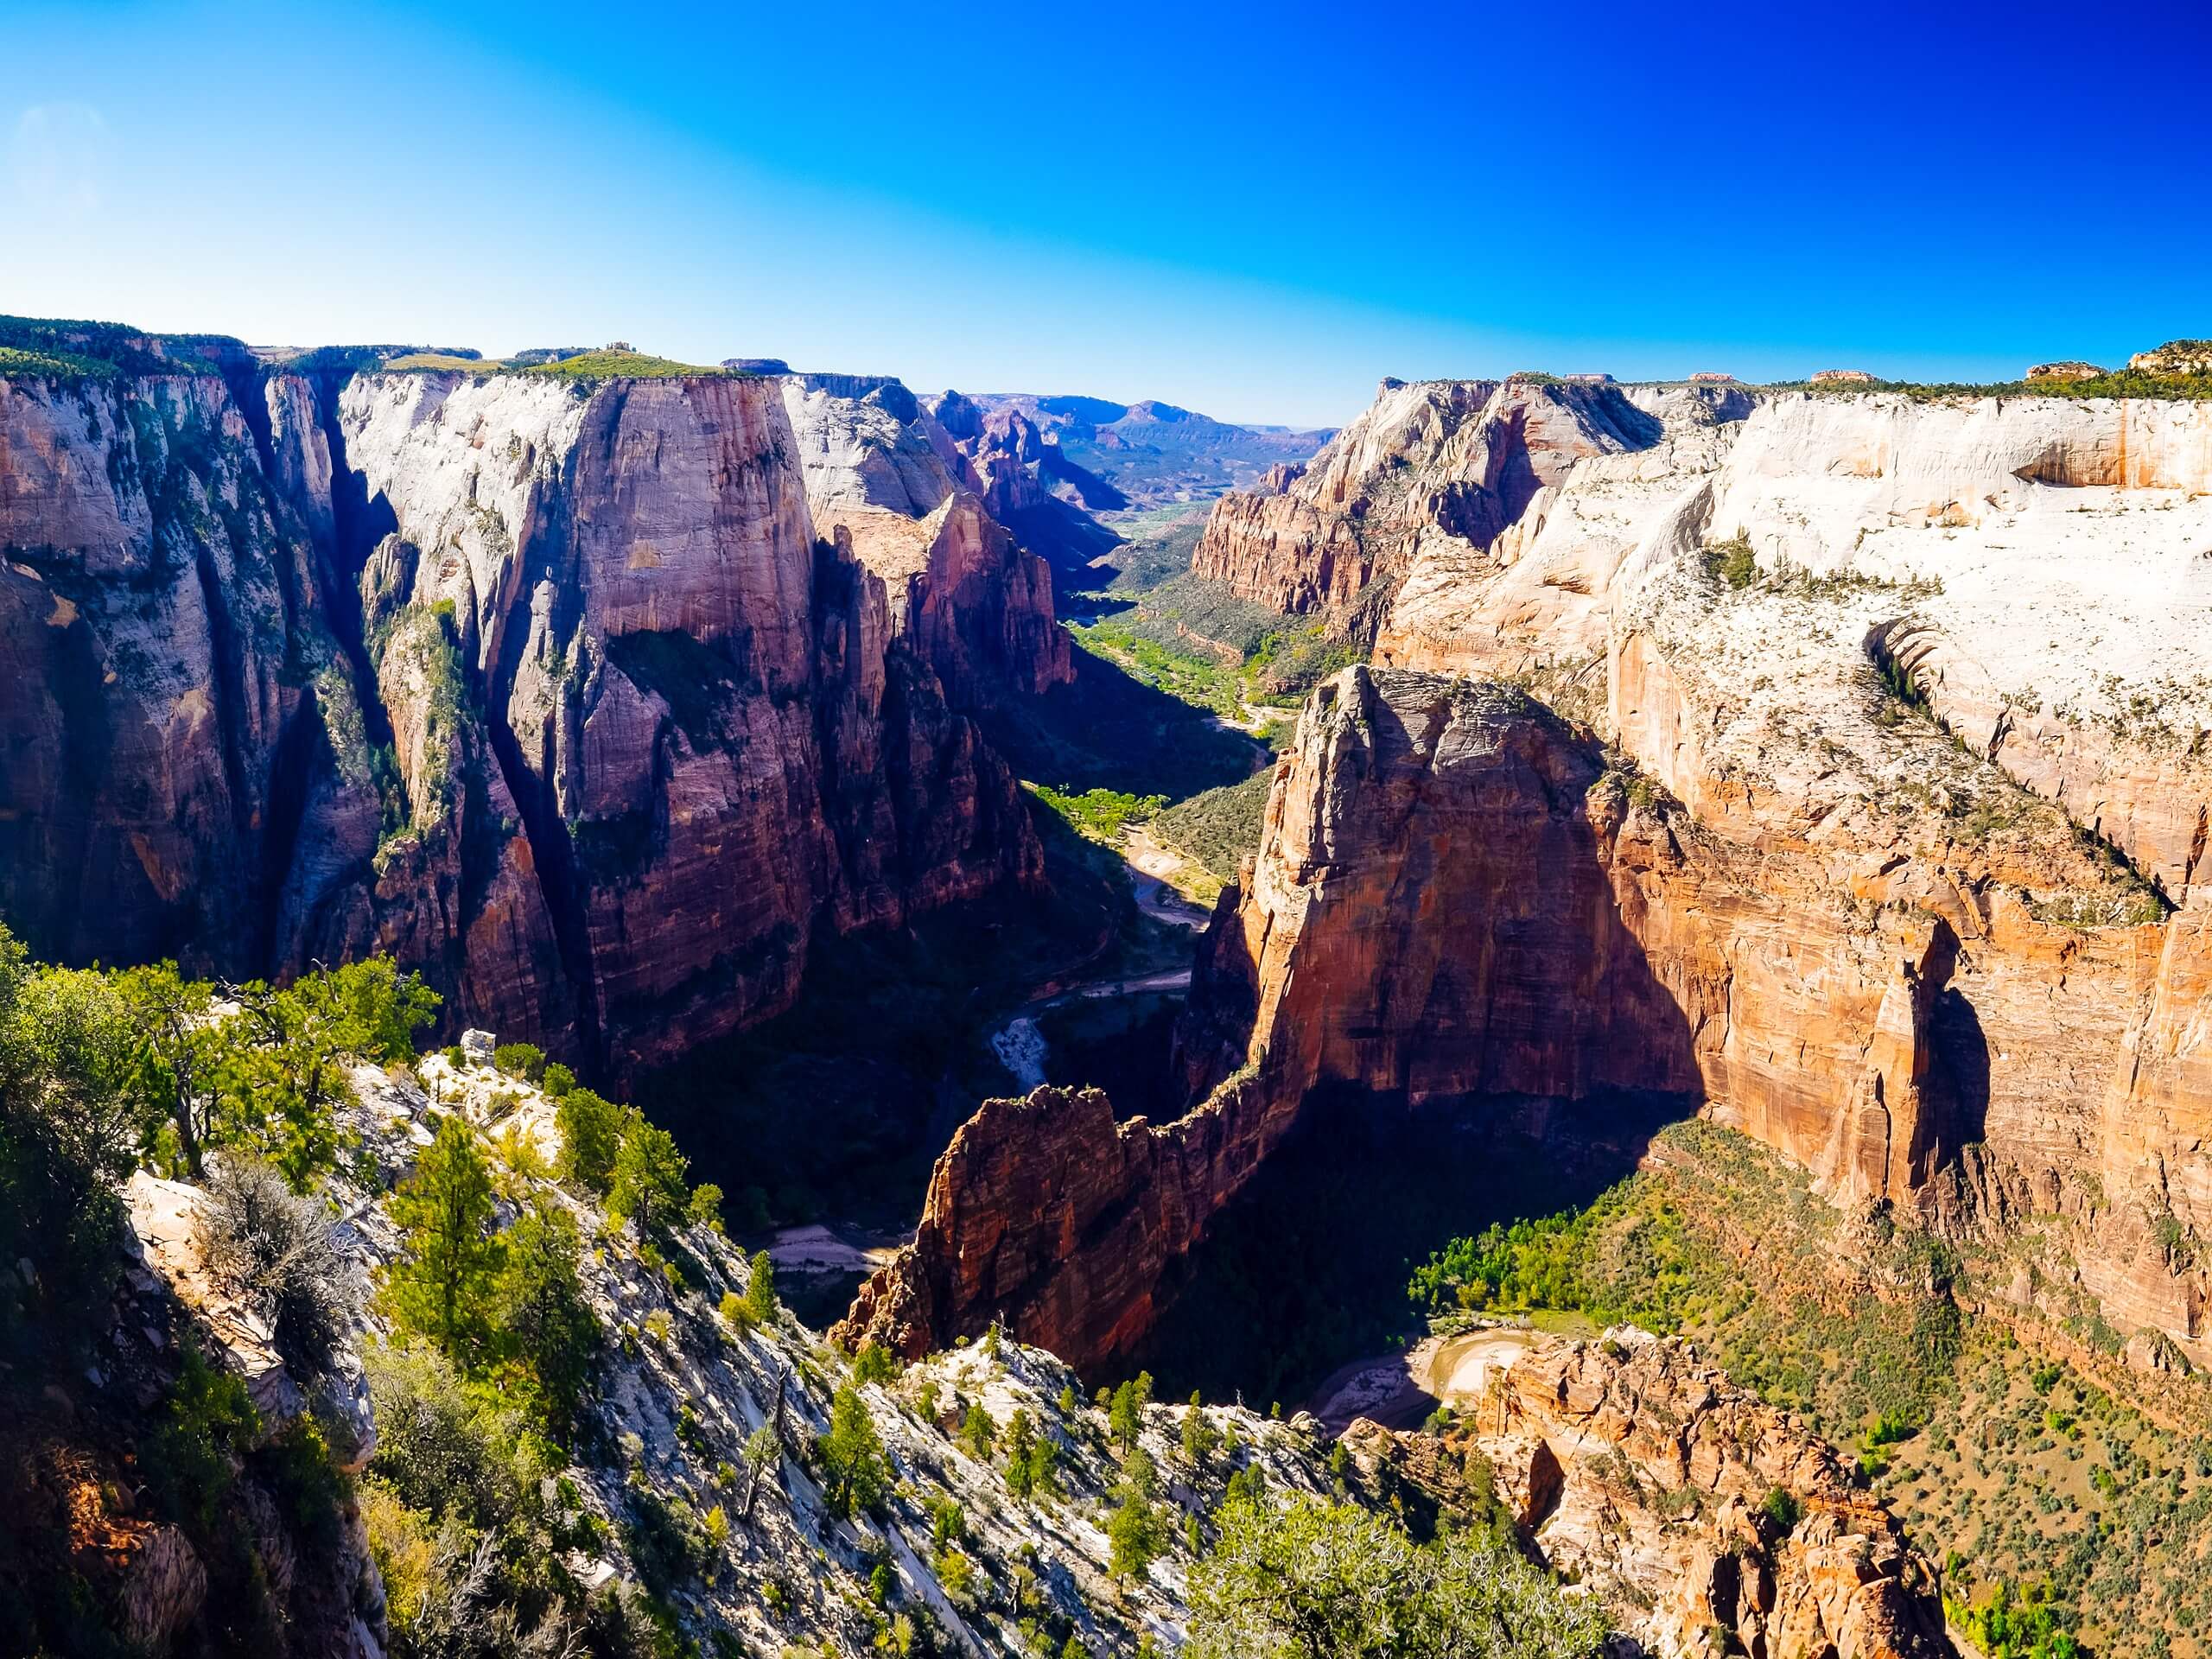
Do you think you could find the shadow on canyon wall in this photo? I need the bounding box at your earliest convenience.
[1124,1085,1698,1408]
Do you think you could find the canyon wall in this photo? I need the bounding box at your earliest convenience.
[0,355,1059,1069]
[850,386,2212,1376]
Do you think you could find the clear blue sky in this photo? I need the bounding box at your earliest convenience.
[6,0,2209,426]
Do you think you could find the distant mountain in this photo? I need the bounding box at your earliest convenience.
[969,391,1333,512]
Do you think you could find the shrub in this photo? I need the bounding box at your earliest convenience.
[853,1340,900,1385]
[195,1156,360,1377]
[143,1341,260,1532]
[492,1042,547,1084]
[540,1062,576,1098]
[1759,1485,1803,1532]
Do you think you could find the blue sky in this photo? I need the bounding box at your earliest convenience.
[6,0,2209,426]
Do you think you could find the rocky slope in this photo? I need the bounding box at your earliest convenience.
[0,338,1065,1071]
[72,1045,1347,1659]
[1452,1329,1952,1659]
[1188,376,1750,620]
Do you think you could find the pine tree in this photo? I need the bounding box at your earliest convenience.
[820,1384,889,1519]
[385,1115,502,1363]
[607,1111,690,1237]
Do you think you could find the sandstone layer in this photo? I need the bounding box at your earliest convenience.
[873,385,2212,1378]
[0,351,1058,1069]
[1461,1330,1953,1659]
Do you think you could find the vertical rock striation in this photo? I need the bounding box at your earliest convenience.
[1,349,1052,1070]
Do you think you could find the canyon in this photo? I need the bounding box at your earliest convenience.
[15,308,2212,1657]
[0,334,1082,1072]
[845,375,2212,1390]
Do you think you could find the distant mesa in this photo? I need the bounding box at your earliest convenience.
[721,357,793,376]
[2027,360,2107,382]
[507,346,591,365]
[2128,340,2212,376]
[1689,371,1736,383]
[1810,368,1877,385]
[1562,372,1616,385]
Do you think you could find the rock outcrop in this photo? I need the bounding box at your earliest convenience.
[1188,375,1744,619]
[2129,340,2212,376]
[833,1079,1296,1374]
[1460,1331,1953,1659]
[780,376,1072,708]
[1,343,1055,1070]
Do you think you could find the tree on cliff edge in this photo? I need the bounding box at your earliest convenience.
[385,1115,503,1363]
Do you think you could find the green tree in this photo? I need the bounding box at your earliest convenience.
[1182,1394,1221,1468]
[491,1204,600,1442]
[1108,1490,1166,1581]
[492,1041,546,1082]
[385,1115,503,1363]
[607,1111,690,1237]
[555,1086,623,1192]
[960,1402,997,1461]
[687,1181,725,1231]
[1109,1378,1144,1454]
[746,1248,779,1322]
[1188,1494,1606,1659]
[853,1340,900,1386]
[10,965,150,1181]
[113,963,219,1175]
[819,1384,889,1519]
[214,961,439,1186]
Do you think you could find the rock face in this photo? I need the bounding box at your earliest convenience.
[2027,361,2106,381]
[1464,1331,1954,1659]
[858,421,2212,1360]
[2129,340,2212,375]
[780,376,1072,708]
[0,349,1052,1069]
[1188,375,1745,618]
[833,1079,1296,1374]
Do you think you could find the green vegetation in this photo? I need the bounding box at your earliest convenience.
[817,1383,891,1518]
[384,1115,505,1362]
[1186,1493,1606,1658]
[0,315,236,378]
[493,1040,548,1082]
[1704,531,1760,589]
[556,1084,625,1192]
[1947,1582,2083,1659]
[383,351,501,372]
[523,349,735,383]
[1028,781,1166,842]
[1409,1121,1963,1435]
[1794,367,2212,404]
[1151,770,1272,885]
[607,1111,694,1238]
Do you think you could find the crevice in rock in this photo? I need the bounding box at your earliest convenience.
[482,478,604,1071]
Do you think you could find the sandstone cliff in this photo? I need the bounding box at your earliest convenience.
[1456,1330,1953,1659]
[1188,375,1748,620]
[0,346,1052,1070]
[892,386,2211,1377]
